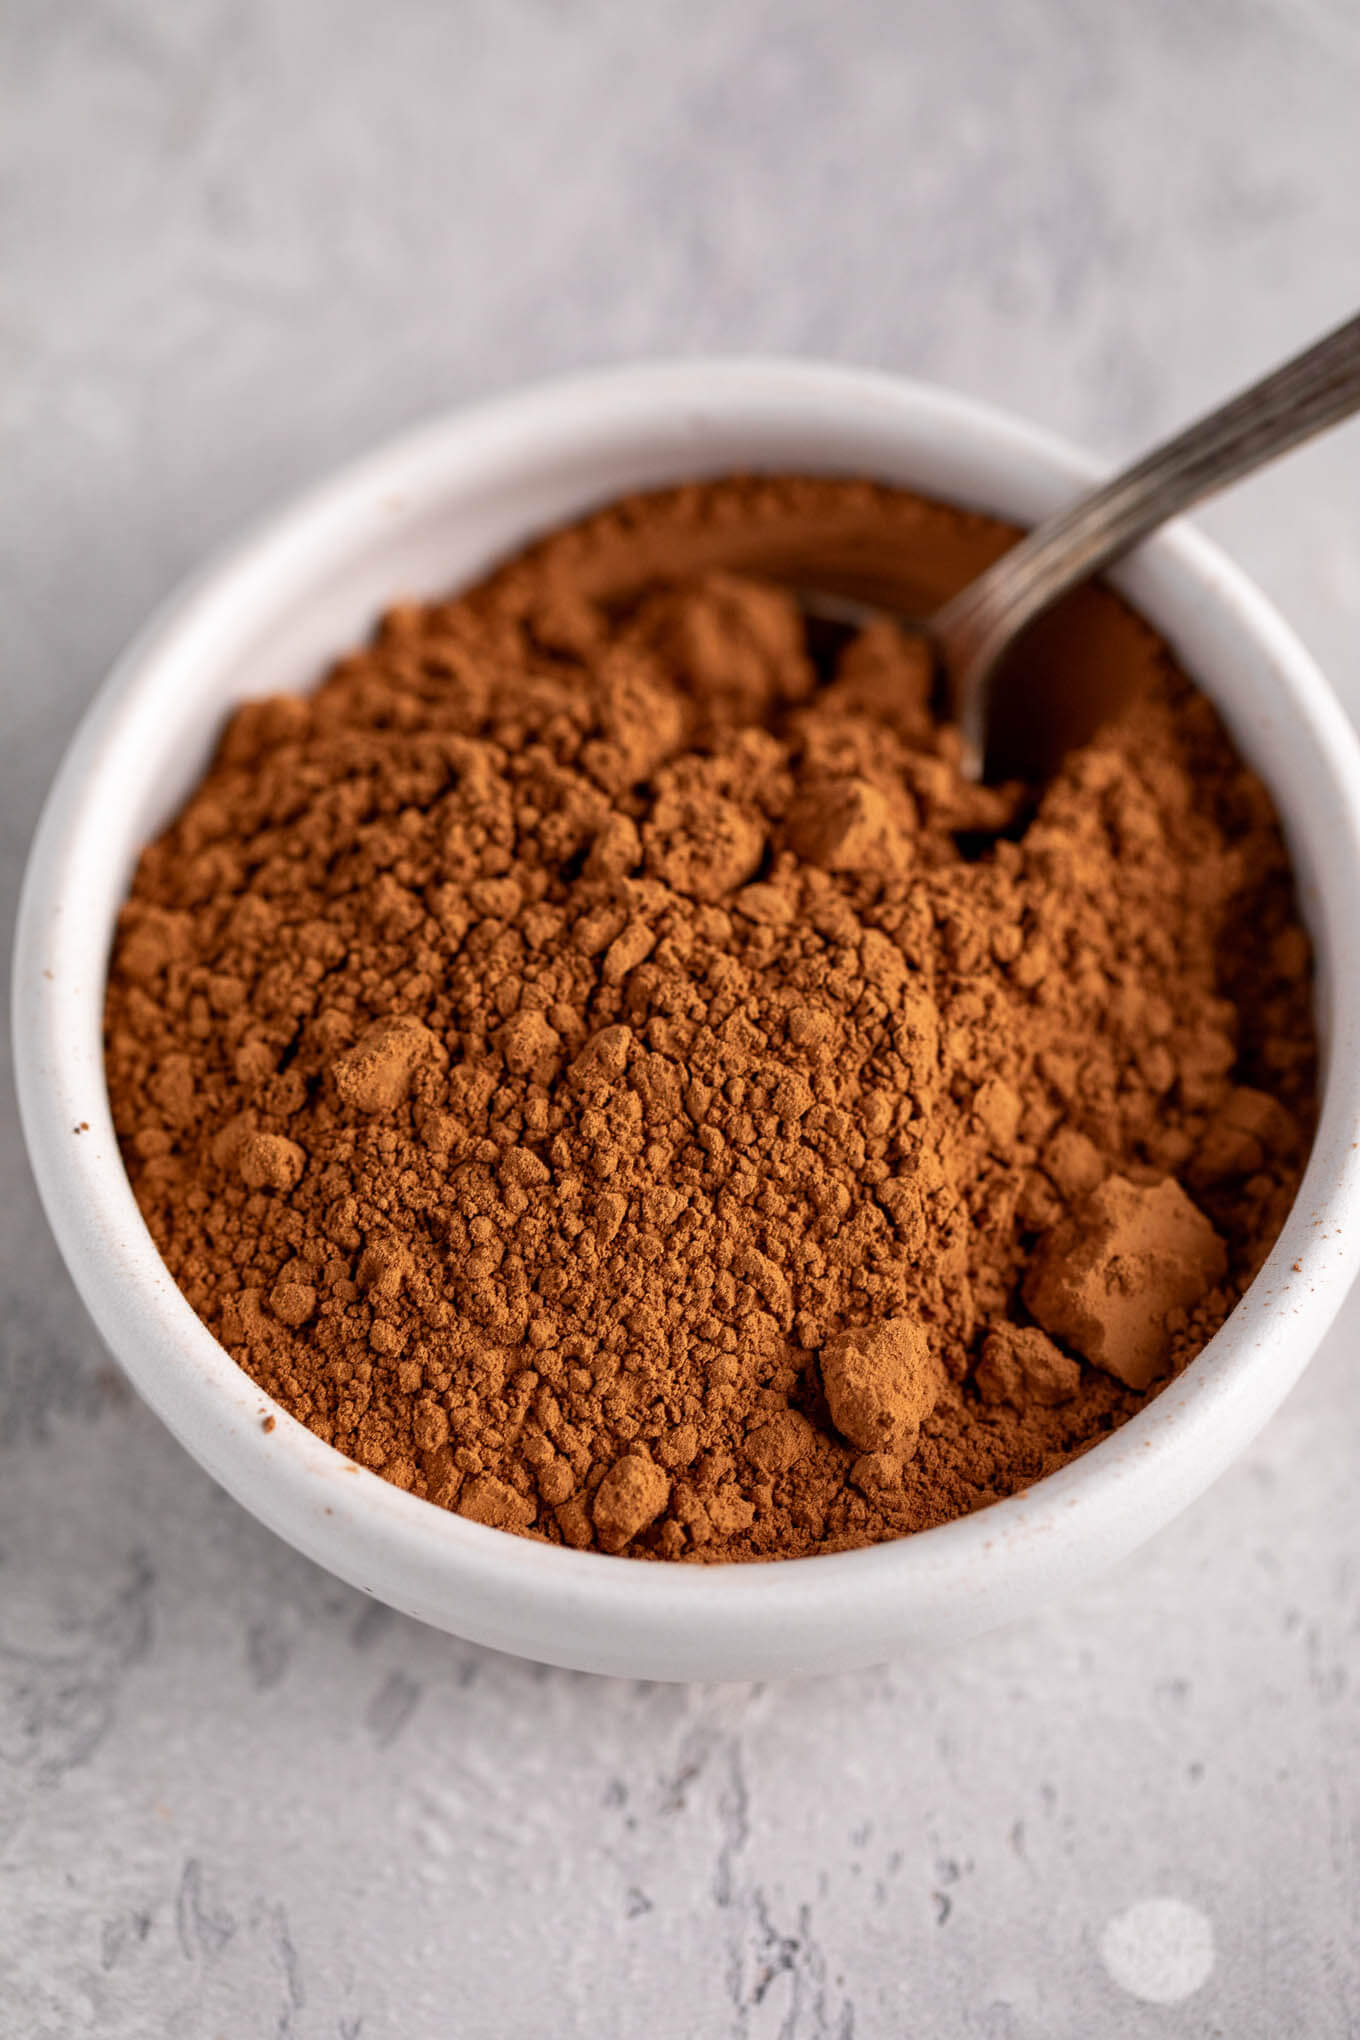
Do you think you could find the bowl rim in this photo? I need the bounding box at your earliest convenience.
[14,356,1360,1678]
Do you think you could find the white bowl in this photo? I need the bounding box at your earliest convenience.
[15,361,1360,1680]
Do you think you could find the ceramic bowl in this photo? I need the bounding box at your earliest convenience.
[15,360,1360,1680]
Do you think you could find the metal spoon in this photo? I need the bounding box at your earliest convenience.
[803,308,1360,780]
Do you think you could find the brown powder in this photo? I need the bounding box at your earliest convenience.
[102,476,1315,1561]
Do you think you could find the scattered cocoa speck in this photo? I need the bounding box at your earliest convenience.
[261,1414,276,1433]
[103,475,1316,1563]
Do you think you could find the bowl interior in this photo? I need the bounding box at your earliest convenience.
[16,361,1360,1679]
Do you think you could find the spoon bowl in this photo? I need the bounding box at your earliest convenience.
[800,309,1360,779]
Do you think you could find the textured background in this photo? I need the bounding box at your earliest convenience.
[3,3,1359,2034]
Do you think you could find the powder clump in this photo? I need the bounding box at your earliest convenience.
[333,1016,444,1113]
[102,476,1316,1562]
[820,1318,942,1458]
[593,1456,672,1553]
[975,1324,1080,1410]
[1025,1175,1228,1389]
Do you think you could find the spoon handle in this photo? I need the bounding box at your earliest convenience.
[939,308,1360,766]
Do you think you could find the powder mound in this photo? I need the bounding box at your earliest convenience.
[820,1317,943,1458]
[1024,1176,1227,1389]
[102,475,1316,1562]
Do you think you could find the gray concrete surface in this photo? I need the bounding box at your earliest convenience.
[3,2,1358,2033]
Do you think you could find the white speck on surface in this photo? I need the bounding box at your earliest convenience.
[1099,1897,1216,2004]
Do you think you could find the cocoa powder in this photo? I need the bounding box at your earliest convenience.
[103,477,1315,1561]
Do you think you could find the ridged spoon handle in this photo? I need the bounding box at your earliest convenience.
[935,308,1360,774]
